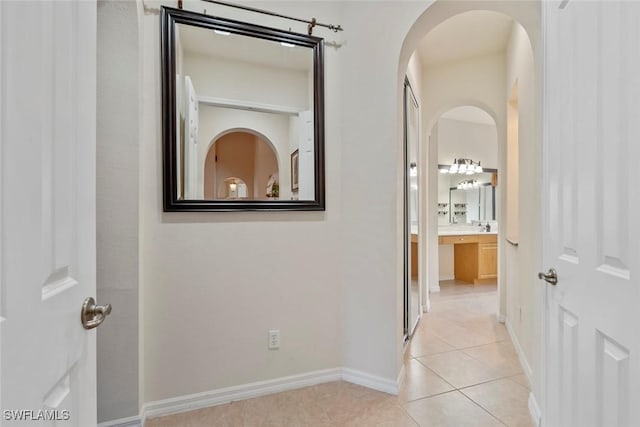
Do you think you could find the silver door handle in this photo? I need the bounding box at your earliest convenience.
[81,297,112,329]
[538,268,558,285]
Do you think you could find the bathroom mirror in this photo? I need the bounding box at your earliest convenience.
[161,7,325,211]
[446,171,497,224]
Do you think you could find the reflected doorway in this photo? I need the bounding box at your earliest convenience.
[204,130,279,200]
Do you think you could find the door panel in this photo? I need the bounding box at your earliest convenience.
[543,1,640,426]
[1,1,97,425]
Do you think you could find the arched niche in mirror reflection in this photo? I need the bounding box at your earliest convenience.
[204,129,279,200]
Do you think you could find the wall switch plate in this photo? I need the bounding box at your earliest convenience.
[268,330,280,350]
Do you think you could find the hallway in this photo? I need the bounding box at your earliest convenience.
[146,282,533,426]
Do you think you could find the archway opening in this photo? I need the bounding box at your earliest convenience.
[398,2,540,406]
[204,130,279,200]
[432,105,498,289]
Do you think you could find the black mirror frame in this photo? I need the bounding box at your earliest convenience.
[161,6,325,211]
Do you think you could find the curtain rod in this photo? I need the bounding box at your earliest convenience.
[180,0,343,35]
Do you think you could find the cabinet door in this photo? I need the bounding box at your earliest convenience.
[478,243,497,278]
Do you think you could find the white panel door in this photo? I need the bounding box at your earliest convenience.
[184,76,198,199]
[297,110,315,200]
[542,1,640,426]
[1,1,99,425]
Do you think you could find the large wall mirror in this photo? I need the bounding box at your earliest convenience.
[161,7,325,211]
[444,170,497,224]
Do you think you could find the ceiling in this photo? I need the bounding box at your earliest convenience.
[177,23,312,71]
[416,10,514,67]
[441,106,495,125]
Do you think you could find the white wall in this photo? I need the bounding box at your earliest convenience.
[504,20,541,398]
[339,1,430,382]
[139,0,345,405]
[437,118,498,169]
[96,0,140,422]
[184,53,310,109]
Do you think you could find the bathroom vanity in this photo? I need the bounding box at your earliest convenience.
[438,231,497,283]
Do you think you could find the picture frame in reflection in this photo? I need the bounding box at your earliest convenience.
[291,149,299,192]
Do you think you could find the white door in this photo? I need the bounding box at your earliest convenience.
[297,110,315,200]
[1,1,100,425]
[542,1,640,426]
[184,76,198,199]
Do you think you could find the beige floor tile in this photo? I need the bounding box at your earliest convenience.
[398,359,455,402]
[408,331,456,357]
[417,350,502,389]
[508,373,531,390]
[145,400,245,427]
[461,378,534,427]
[463,341,523,377]
[405,391,503,427]
[316,382,395,425]
[431,322,503,350]
[344,402,420,427]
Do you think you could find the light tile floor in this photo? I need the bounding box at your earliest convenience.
[146,280,533,426]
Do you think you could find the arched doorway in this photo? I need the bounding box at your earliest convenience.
[398,3,541,421]
[431,105,498,286]
[204,130,279,200]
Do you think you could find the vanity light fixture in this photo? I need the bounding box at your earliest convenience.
[442,158,483,175]
[457,179,480,190]
[214,29,231,35]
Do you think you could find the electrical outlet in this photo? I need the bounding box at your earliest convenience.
[268,330,280,350]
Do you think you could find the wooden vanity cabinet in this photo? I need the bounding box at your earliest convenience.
[477,242,497,280]
[440,233,498,284]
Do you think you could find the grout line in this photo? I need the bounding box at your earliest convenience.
[459,390,509,426]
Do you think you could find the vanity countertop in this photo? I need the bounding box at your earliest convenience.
[438,229,497,236]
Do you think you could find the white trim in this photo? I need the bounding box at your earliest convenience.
[438,275,454,281]
[141,367,401,422]
[505,317,533,385]
[341,368,400,395]
[506,317,541,426]
[396,364,406,388]
[528,392,542,427]
[497,313,506,323]
[98,416,141,427]
[430,283,441,293]
[198,96,302,116]
[142,368,342,419]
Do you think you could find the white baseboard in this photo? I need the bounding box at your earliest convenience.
[142,368,342,420]
[439,275,454,282]
[505,317,541,426]
[341,367,400,395]
[140,367,400,422]
[396,364,406,388]
[98,416,141,427]
[430,283,441,293]
[528,392,542,427]
[504,317,533,383]
[497,313,506,323]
